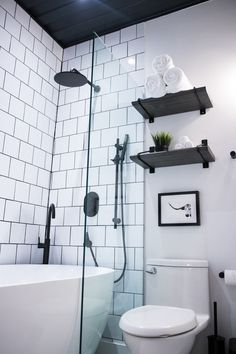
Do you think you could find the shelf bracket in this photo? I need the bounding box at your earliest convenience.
[197,139,209,168]
[193,87,206,115]
[137,151,155,173]
[137,99,154,123]
[202,161,209,168]
[200,108,206,115]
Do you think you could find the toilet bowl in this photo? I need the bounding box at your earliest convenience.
[120,305,209,354]
[119,259,210,354]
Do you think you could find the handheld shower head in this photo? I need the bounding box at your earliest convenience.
[54,68,100,92]
[120,134,129,162]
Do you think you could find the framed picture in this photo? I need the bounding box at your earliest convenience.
[158,191,200,226]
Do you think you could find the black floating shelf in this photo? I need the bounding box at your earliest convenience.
[130,141,215,174]
[132,87,213,123]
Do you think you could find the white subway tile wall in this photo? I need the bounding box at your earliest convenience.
[0,1,63,264]
[0,1,145,344]
[51,28,145,340]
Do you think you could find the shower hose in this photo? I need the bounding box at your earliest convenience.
[114,160,127,283]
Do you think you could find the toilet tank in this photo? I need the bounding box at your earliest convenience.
[145,258,209,316]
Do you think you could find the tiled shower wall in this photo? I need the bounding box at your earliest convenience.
[0,0,145,342]
[50,29,145,340]
[0,0,63,263]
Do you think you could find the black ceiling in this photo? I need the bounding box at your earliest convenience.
[15,0,209,48]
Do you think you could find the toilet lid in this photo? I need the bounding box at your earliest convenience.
[119,305,197,337]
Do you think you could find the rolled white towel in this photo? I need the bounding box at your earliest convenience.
[185,140,194,148]
[145,74,166,98]
[164,67,193,93]
[152,54,174,75]
[179,136,191,145]
[175,143,184,150]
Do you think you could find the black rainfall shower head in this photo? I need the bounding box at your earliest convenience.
[54,68,100,92]
[54,69,87,87]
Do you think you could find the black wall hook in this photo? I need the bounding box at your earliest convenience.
[230,151,236,159]
[219,271,225,279]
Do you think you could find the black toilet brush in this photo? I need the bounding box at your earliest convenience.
[208,301,225,354]
[229,338,236,354]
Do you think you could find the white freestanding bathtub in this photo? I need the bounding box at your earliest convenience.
[0,265,114,354]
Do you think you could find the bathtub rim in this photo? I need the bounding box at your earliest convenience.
[0,264,114,287]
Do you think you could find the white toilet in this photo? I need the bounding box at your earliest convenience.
[119,259,210,354]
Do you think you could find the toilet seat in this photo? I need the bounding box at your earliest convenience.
[119,305,197,338]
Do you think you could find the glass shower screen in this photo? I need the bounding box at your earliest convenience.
[80,32,145,354]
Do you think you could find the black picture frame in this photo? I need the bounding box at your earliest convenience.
[158,191,200,226]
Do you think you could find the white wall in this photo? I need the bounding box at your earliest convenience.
[0,0,63,264]
[144,0,236,352]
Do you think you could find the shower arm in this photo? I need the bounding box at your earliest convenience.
[85,78,100,92]
[71,68,100,92]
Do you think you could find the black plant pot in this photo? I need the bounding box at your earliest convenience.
[154,144,169,152]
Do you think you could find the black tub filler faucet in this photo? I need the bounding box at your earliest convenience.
[38,203,56,264]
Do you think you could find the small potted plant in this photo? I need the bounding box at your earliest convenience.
[151,131,172,152]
